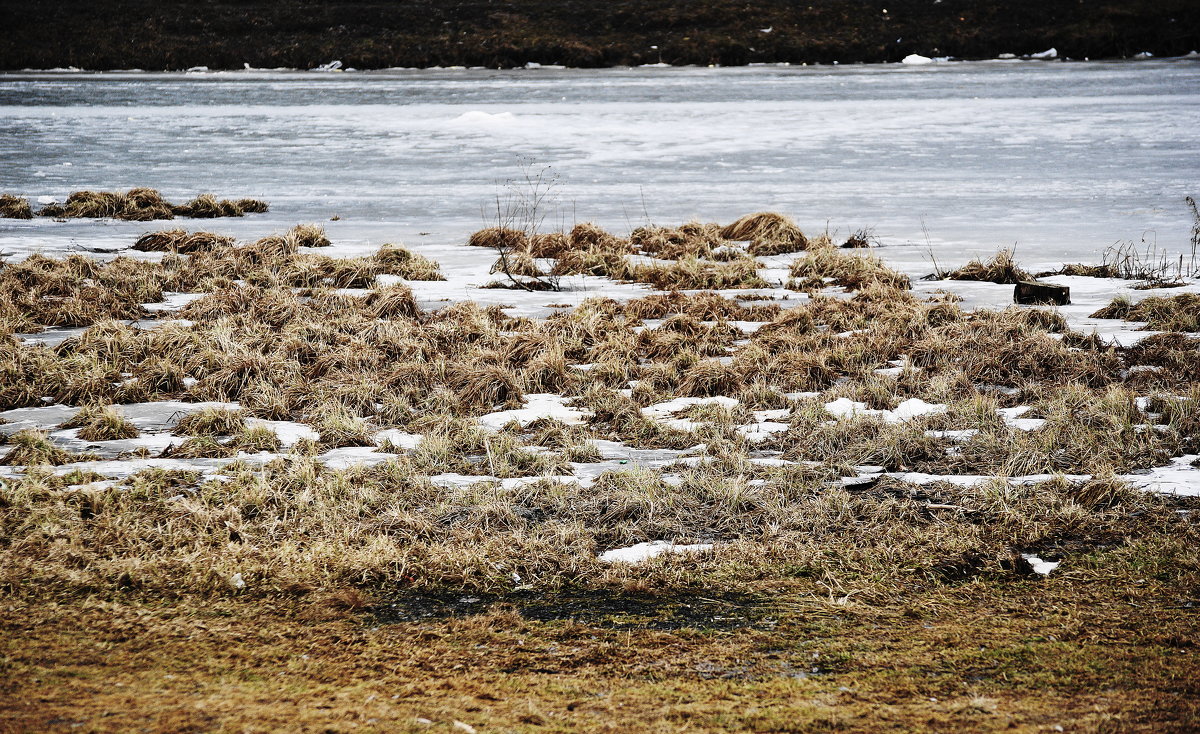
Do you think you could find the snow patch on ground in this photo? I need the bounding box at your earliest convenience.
[1021,553,1061,576]
[478,393,592,429]
[824,397,946,423]
[597,540,714,564]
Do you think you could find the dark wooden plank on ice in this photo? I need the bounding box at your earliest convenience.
[1014,281,1070,306]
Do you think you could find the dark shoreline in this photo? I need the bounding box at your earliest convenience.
[1,0,1197,72]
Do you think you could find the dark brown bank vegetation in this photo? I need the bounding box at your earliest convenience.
[2,0,1197,70]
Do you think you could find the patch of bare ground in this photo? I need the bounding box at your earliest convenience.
[1,555,1198,732]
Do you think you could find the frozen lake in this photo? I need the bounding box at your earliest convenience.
[1,59,1198,275]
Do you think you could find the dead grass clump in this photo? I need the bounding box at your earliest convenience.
[174,408,245,437]
[0,254,167,327]
[1,429,80,466]
[164,436,236,459]
[788,247,911,291]
[1038,263,1120,278]
[314,408,375,448]
[927,249,1032,284]
[623,291,781,322]
[450,364,524,409]
[37,190,269,221]
[630,255,768,290]
[1124,333,1200,383]
[678,360,743,397]
[490,249,546,278]
[172,194,243,218]
[762,351,838,391]
[909,310,1119,387]
[132,229,235,253]
[364,283,419,319]
[1090,294,1200,332]
[286,223,332,248]
[629,222,724,259]
[0,194,33,219]
[468,227,528,250]
[63,405,140,441]
[374,245,444,281]
[721,212,808,254]
[234,198,270,214]
[38,188,174,221]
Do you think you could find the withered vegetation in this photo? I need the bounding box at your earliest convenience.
[0,193,34,219]
[925,248,1032,284]
[32,188,269,220]
[1091,292,1200,332]
[1,212,1199,731]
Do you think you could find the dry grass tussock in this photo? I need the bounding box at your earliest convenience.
[472,218,784,290]
[35,188,268,221]
[0,452,1193,598]
[0,233,442,335]
[1091,293,1200,332]
[60,404,140,441]
[1,213,1198,610]
[721,212,808,255]
[925,248,1032,284]
[788,243,912,291]
[0,193,33,219]
[133,229,236,253]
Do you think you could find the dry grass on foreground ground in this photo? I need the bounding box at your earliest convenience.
[1,215,1199,731]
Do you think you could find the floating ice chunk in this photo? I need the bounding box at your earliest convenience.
[1020,554,1060,576]
[597,540,714,564]
[478,393,591,429]
[902,54,933,65]
[36,195,56,205]
[997,53,1018,60]
[311,60,343,72]
[1029,48,1057,59]
[185,66,210,73]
